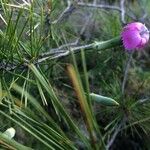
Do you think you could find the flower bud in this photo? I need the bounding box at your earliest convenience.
[3,127,16,139]
[90,93,119,106]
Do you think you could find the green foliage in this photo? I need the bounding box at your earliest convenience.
[0,0,150,149]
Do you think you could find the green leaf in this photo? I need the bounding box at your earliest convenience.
[90,93,119,106]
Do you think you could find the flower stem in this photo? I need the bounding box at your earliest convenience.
[121,51,134,96]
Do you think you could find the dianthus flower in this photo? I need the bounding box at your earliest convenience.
[121,22,149,50]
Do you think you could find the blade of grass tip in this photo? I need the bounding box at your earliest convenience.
[67,64,100,149]
[39,6,44,42]
[1,6,13,52]
[12,14,30,59]
[29,2,35,56]
[28,64,91,148]
[6,10,23,61]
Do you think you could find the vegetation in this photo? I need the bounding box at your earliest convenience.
[0,0,150,149]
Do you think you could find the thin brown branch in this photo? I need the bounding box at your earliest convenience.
[37,43,94,63]
[120,0,126,24]
[121,52,133,96]
[77,2,136,20]
[106,123,122,150]
[78,2,121,11]
[52,0,76,24]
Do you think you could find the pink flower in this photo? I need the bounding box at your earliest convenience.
[121,22,149,51]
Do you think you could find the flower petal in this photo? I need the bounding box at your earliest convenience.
[126,22,143,31]
[122,30,141,50]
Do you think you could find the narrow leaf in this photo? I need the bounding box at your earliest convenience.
[90,93,119,106]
